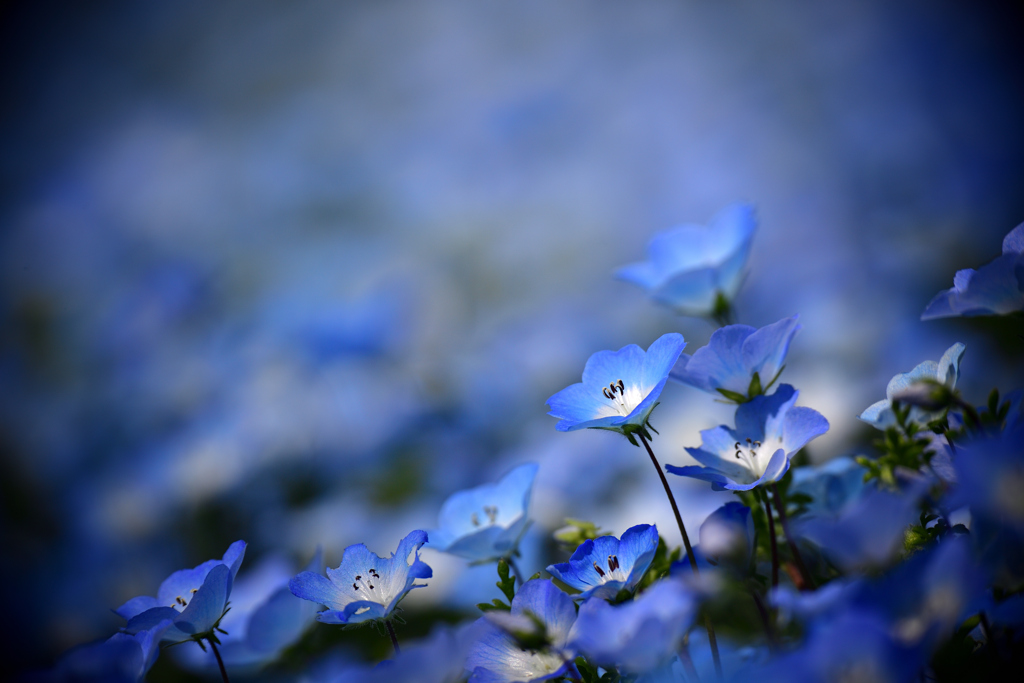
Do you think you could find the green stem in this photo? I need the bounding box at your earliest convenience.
[208,638,229,683]
[760,488,779,590]
[506,555,525,588]
[638,434,722,679]
[386,620,401,656]
[771,483,816,590]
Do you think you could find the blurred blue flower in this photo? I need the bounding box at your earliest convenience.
[788,456,866,516]
[38,620,173,683]
[922,222,1024,319]
[546,333,686,435]
[569,578,697,674]
[670,316,800,401]
[178,549,324,671]
[858,342,966,429]
[289,531,431,625]
[666,385,829,491]
[697,502,754,570]
[466,579,577,683]
[947,424,1024,532]
[546,524,659,601]
[115,541,246,644]
[615,203,756,317]
[429,463,539,562]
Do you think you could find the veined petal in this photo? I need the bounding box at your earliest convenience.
[741,315,800,382]
[781,406,830,454]
[175,563,231,636]
[616,524,659,588]
[115,595,162,621]
[221,540,248,581]
[936,342,966,387]
[289,571,346,611]
[581,344,646,390]
[639,334,686,391]
[512,580,577,647]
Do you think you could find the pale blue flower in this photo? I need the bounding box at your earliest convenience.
[788,456,866,516]
[569,579,697,674]
[666,385,829,491]
[696,503,754,569]
[670,316,800,400]
[546,333,686,436]
[115,541,246,644]
[922,222,1024,319]
[429,463,538,562]
[289,530,431,624]
[858,342,966,429]
[466,579,577,683]
[39,620,173,683]
[546,524,659,601]
[615,203,756,316]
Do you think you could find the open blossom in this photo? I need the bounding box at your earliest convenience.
[922,222,1024,319]
[115,541,246,644]
[670,315,800,401]
[429,463,538,562]
[667,385,829,491]
[615,203,756,317]
[546,524,659,601]
[289,530,431,624]
[858,342,965,430]
[546,333,686,436]
[466,579,578,683]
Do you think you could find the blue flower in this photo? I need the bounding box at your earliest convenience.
[546,333,686,436]
[858,342,966,429]
[177,549,324,671]
[289,530,431,624]
[429,463,539,562]
[545,524,659,601]
[41,620,173,683]
[115,540,246,644]
[670,316,800,401]
[788,456,866,516]
[569,579,697,674]
[615,203,756,317]
[371,621,483,683]
[666,385,829,491]
[922,222,1024,319]
[466,579,578,683]
[697,503,754,570]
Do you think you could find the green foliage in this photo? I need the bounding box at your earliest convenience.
[747,371,763,398]
[575,656,621,683]
[716,387,750,404]
[477,558,517,612]
[856,402,933,488]
[636,536,681,591]
[554,518,604,553]
[904,510,969,556]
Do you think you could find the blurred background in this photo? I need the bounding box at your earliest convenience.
[2,0,1023,677]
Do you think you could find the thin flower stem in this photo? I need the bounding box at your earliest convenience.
[208,638,230,683]
[749,590,778,652]
[760,488,779,590]
[386,620,401,656]
[506,556,525,587]
[771,483,816,590]
[638,434,722,680]
[678,638,700,682]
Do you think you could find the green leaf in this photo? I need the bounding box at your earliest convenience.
[747,372,763,398]
[716,388,750,404]
[496,559,516,602]
[575,656,600,683]
[476,598,511,612]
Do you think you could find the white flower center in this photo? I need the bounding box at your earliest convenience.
[590,554,628,585]
[350,567,390,603]
[471,505,500,528]
[600,379,645,417]
[732,437,781,479]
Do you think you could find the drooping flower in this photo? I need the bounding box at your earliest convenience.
[546,333,686,437]
[569,578,697,674]
[289,530,431,624]
[615,203,756,317]
[428,463,538,562]
[466,579,578,683]
[670,316,800,402]
[666,385,829,491]
[922,222,1024,319]
[115,540,246,644]
[177,549,324,671]
[858,342,966,430]
[39,620,173,683]
[545,524,659,601]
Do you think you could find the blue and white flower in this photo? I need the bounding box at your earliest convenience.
[858,342,966,430]
[615,203,756,317]
[115,540,246,644]
[546,524,659,601]
[429,463,538,562]
[466,579,578,683]
[289,530,431,624]
[922,222,1024,319]
[569,579,697,674]
[546,333,686,436]
[670,316,800,401]
[666,385,829,491]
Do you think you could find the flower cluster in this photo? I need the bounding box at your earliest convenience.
[36,212,1024,683]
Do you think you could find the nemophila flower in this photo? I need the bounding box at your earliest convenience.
[289,530,431,624]
[666,385,829,491]
[546,333,686,438]
[947,424,1024,532]
[615,203,756,317]
[429,463,538,562]
[546,524,659,601]
[858,342,966,430]
[178,549,324,671]
[788,456,866,516]
[569,579,697,674]
[39,620,173,683]
[697,503,754,570]
[115,540,246,644]
[670,316,800,402]
[466,579,577,683]
[922,222,1024,319]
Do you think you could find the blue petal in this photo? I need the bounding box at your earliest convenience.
[614,261,661,290]
[858,399,894,428]
[289,570,345,610]
[781,406,830,454]
[115,595,162,621]
[936,342,966,386]
[156,559,222,606]
[245,585,314,654]
[670,324,754,394]
[221,540,247,582]
[513,579,578,646]
[125,606,181,635]
[1003,221,1024,254]
[741,315,800,384]
[650,266,719,312]
[664,464,731,489]
[616,524,660,588]
[175,563,231,636]
[735,384,797,442]
[546,382,612,428]
[343,600,388,623]
[639,334,686,392]
[581,344,645,390]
